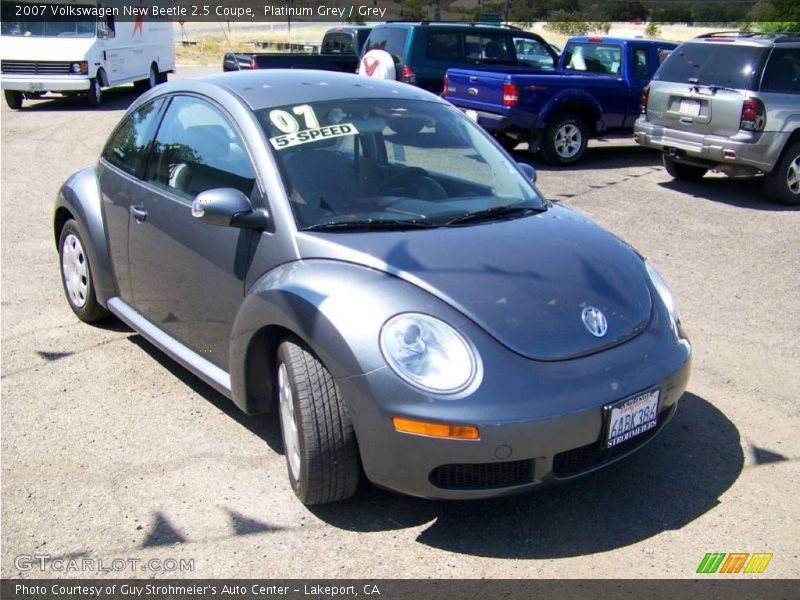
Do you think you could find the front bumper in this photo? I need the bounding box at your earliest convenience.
[1,75,90,93]
[634,118,782,174]
[339,302,692,500]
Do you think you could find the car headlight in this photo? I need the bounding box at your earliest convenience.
[380,313,478,394]
[645,261,681,331]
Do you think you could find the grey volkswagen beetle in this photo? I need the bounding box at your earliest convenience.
[55,70,691,505]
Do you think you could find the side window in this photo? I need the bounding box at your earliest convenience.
[631,47,650,79]
[761,49,800,93]
[97,14,115,39]
[146,96,256,200]
[513,36,555,70]
[101,98,164,176]
[426,31,461,61]
[657,47,673,65]
[464,32,513,62]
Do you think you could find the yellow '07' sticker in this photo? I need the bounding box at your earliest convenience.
[269,123,359,150]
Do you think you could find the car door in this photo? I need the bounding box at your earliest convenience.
[624,43,653,128]
[128,94,262,369]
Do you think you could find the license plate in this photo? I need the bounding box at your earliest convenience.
[679,99,700,116]
[604,389,660,448]
[27,82,44,92]
[465,109,478,123]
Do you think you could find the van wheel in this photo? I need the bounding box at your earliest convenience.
[86,77,102,108]
[58,220,109,322]
[663,155,707,181]
[4,90,23,110]
[276,338,360,505]
[764,141,800,206]
[135,64,158,92]
[540,113,588,165]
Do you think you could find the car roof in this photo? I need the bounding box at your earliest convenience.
[374,22,524,31]
[183,69,444,111]
[324,25,373,33]
[688,31,800,46]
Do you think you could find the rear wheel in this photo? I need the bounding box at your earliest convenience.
[276,339,360,505]
[58,220,109,322]
[134,64,157,92]
[86,76,102,108]
[540,113,588,165]
[663,154,707,181]
[4,90,23,110]
[763,141,800,206]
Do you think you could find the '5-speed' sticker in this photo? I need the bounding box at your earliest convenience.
[269,123,359,150]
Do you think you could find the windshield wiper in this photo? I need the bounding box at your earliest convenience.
[302,219,437,232]
[442,205,545,226]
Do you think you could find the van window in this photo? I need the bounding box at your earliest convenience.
[654,42,770,90]
[365,27,409,59]
[102,99,164,177]
[465,32,513,62]
[426,31,461,61]
[564,43,622,75]
[513,36,555,70]
[761,48,800,93]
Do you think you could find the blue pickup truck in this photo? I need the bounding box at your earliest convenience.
[444,36,677,164]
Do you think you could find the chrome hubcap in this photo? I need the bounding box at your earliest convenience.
[278,363,301,480]
[554,123,582,158]
[61,234,89,308]
[787,155,800,195]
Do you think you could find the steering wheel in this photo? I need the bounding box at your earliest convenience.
[379,167,431,195]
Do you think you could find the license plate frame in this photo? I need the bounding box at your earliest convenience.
[678,99,701,117]
[27,82,44,92]
[603,388,660,449]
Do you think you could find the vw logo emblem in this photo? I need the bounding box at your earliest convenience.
[582,306,608,337]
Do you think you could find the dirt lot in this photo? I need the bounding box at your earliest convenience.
[1,65,799,579]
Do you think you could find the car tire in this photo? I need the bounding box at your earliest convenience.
[58,220,110,323]
[4,90,23,110]
[86,76,102,108]
[276,338,360,505]
[663,155,707,181]
[134,64,157,92]
[763,141,800,206]
[540,113,588,166]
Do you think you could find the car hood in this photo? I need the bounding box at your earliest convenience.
[295,204,652,360]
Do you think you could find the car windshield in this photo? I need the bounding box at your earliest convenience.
[256,98,544,231]
[654,42,770,90]
[1,2,96,38]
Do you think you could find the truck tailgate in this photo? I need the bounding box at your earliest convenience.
[445,68,510,113]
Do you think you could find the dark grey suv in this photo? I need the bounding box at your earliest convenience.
[635,32,800,205]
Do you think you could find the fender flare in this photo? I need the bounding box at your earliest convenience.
[539,89,603,131]
[53,165,116,307]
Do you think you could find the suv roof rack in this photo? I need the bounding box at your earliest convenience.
[695,30,800,40]
[383,21,523,30]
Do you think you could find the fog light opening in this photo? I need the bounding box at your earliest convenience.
[392,417,480,440]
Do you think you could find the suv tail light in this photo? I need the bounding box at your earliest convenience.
[740,97,766,132]
[442,74,448,96]
[640,85,649,115]
[502,82,519,107]
[400,65,417,85]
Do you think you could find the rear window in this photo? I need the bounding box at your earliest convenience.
[564,43,622,75]
[365,27,409,59]
[654,42,770,91]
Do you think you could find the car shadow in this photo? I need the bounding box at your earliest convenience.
[126,334,284,456]
[14,86,141,112]
[510,142,662,172]
[310,392,744,559]
[659,178,799,211]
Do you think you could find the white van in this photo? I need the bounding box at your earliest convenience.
[1,0,175,109]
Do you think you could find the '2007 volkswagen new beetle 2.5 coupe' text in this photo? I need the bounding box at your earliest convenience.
[55,70,691,505]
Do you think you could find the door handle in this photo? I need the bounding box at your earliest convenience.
[130,205,147,222]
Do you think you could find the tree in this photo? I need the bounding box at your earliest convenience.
[604,0,648,21]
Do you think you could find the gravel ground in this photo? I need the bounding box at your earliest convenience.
[1,66,798,579]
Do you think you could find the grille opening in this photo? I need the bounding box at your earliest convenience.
[429,459,534,490]
[1,60,73,75]
[552,405,675,478]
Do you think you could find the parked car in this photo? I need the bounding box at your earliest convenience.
[223,26,371,72]
[444,36,677,164]
[357,22,558,93]
[55,70,691,505]
[1,0,174,109]
[634,31,800,206]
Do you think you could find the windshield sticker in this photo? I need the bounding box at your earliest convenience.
[270,123,359,150]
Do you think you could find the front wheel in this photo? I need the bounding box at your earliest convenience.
[4,90,23,110]
[540,113,588,165]
[663,155,707,181]
[276,339,360,505]
[763,141,800,206]
[86,77,102,108]
[58,220,109,322]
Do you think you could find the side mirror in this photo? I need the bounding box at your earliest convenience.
[192,188,271,230]
[517,162,537,184]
